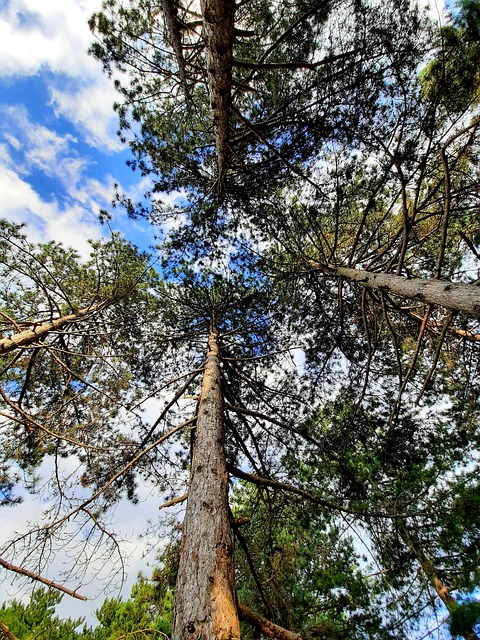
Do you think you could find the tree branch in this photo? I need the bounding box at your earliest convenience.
[233,48,362,72]
[0,301,110,356]
[0,557,87,601]
[238,601,301,640]
[159,493,188,509]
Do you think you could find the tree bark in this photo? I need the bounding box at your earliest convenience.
[309,262,480,316]
[238,601,302,640]
[172,329,240,640]
[201,0,235,184]
[0,623,20,640]
[161,0,189,97]
[0,301,110,356]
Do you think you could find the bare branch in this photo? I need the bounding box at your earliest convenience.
[159,494,188,509]
[0,556,87,601]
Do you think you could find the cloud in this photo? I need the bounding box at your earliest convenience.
[0,155,103,255]
[0,0,121,150]
[0,105,121,253]
[49,80,123,152]
[0,456,170,626]
[0,0,99,78]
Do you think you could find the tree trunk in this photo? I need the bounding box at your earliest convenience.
[172,328,240,640]
[0,301,110,356]
[201,0,235,184]
[0,623,20,640]
[309,262,480,316]
[161,0,189,97]
[400,525,479,640]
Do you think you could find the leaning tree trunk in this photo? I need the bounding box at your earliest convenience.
[172,328,240,640]
[309,262,480,317]
[400,525,479,640]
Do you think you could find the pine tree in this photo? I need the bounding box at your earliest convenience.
[2,0,480,637]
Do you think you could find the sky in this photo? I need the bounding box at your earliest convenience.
[0,0,155,258]
[0,0,173,626]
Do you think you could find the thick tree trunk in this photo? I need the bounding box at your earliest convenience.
[0,301,110,356]
[161,0,189,97]
[172,329,240,640]
[310,262,480,316]
[201,0,235,184]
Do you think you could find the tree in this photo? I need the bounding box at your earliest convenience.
[0,589,85,640]
[93,573,172,639]
[3,0,480,637]
[0,571,173,640]
[88,0,428,227]
[0,221,162,593]
[231,480,394,640]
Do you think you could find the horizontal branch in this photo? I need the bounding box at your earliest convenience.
[0,301,110,356]
[159,493,188,509]
[224,402,341,463]
[310,262,480,316]
[227,464,362,516]
[233,47,361,72]
[0,556,87,601]
[227,465,420,519]
[238,601,301,640]
[224,402,287,429]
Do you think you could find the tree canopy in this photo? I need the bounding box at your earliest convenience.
[1,0,480,638]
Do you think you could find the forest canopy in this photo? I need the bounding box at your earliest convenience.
[1,0,480,638]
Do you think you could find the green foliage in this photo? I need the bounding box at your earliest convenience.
[0,572,173,640]
[93,575,172,639]
[0,589,86,640]
[449,599,480,638]
[2,0,480,638]
[232,482,391,639]
[420,0,480,113]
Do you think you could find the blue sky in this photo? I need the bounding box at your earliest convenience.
[0,0,156,257]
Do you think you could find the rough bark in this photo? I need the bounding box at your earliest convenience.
[238,601,302,640]
[310,262,480,316]
[201,0,235,185]
[0,301,110,356]
[172,329,240,640]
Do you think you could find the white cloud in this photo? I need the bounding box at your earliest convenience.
[0,0,99,78]
[0,0,122,150]
[0,104,155,255]
[50,80,123,152]
[0,455,172,627]
[0,158,103,255]
[0,103,136,252]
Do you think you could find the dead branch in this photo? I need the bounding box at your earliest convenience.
[0,557,87,601]
[159,494,188,509]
